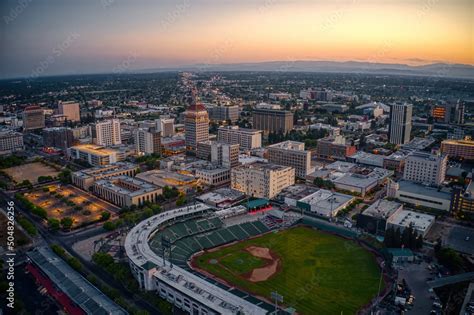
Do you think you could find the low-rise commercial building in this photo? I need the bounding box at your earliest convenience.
[316,136,357,160]
[68,144,125,166]
[72,162,139,190]
[387,209,435,237]
[348,151,384,168]
[297,189,354,217]
[0,130,24,155]
[195,167,231,186]
[357,199,404,235]
[332,168,393,196]
[387,180,452,211]
[93,175,162,207]
[136,169,199,193]
[196,188,245,208]
[231,162,295,199]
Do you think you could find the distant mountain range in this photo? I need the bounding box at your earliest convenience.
[147,60,474,79]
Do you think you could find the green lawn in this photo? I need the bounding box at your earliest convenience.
[193,226,383,315]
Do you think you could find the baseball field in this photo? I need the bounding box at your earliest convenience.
[192,226,383,315]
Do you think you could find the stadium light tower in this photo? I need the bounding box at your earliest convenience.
[271,291,283,314]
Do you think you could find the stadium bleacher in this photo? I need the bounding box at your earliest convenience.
[150,214,279,270]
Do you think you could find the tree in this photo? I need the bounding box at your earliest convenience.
[18,180,33,189]
[100,211,111,221]
[48,218,60,231]
[60,217,73,230]
[92,252,115,267]
[176,194,187,206]
[103,221,116,231]
[58,169,72,184]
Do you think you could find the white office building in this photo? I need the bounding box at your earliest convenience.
[92,119,122,146]
[217,126,262,150]
[403,152,448,186]
[267,140,314,178]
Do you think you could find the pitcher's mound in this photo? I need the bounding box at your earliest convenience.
[244,246,280,282]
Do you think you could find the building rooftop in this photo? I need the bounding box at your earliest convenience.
[268,140,306,151]
[136,169,198,188]
[218,125,261,133]
[401,137,435,151]
[94,175,160,196]
[362,199,403,219]
[407,151,447,162]
[239,161,293,172]
[387,209,435,233]
[442,139,474,147]
[350,151,385,167]
[298,189,354,216]
[197,188,245,207]
[73,162,138,180]
[70,144,118,156]
[325,161,357,173]
[27,247,128,315]
[277,185,319,201]
[398,180,452,200]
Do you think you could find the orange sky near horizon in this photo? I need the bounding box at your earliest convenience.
[98,0,473,66]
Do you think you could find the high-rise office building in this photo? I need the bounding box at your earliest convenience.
[217,126,262,150]
[92,119,122,146]
[135,127,161,156]
[431,101,464,125]
[252,108,293,135]
[196,141,239,168]
[208,105,239,123]
[22,106,45,131]
[157,118,175,137]
[185,103,209,153]
[43,127,75,150]
[388,103,412,145]
[267,141,313,178]
[403,152,448,186]
[58,101,81,122]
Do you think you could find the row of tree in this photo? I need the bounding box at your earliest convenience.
[384,225,423,250]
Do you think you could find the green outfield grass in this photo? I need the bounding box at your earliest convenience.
[193,226,383,315]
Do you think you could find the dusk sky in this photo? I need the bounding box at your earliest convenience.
[0,0,472,78]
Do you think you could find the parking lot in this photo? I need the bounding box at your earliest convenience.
[446,226,474,255]
[397,261,434,315]
[25,184,119,228]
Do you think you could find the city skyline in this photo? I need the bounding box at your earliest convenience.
[0,0,473,78]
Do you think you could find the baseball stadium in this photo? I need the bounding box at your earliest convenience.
[124,202,387,315]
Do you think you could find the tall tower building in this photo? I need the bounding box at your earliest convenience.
[22,106,45,131]
[388,103,412,145]
[252,108,293,135]
[92,119,121,146]
[58,101,80,122]
[185,103,209,154]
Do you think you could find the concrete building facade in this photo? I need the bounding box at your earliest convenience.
[231,162,295,199]
[267,140,313,178]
